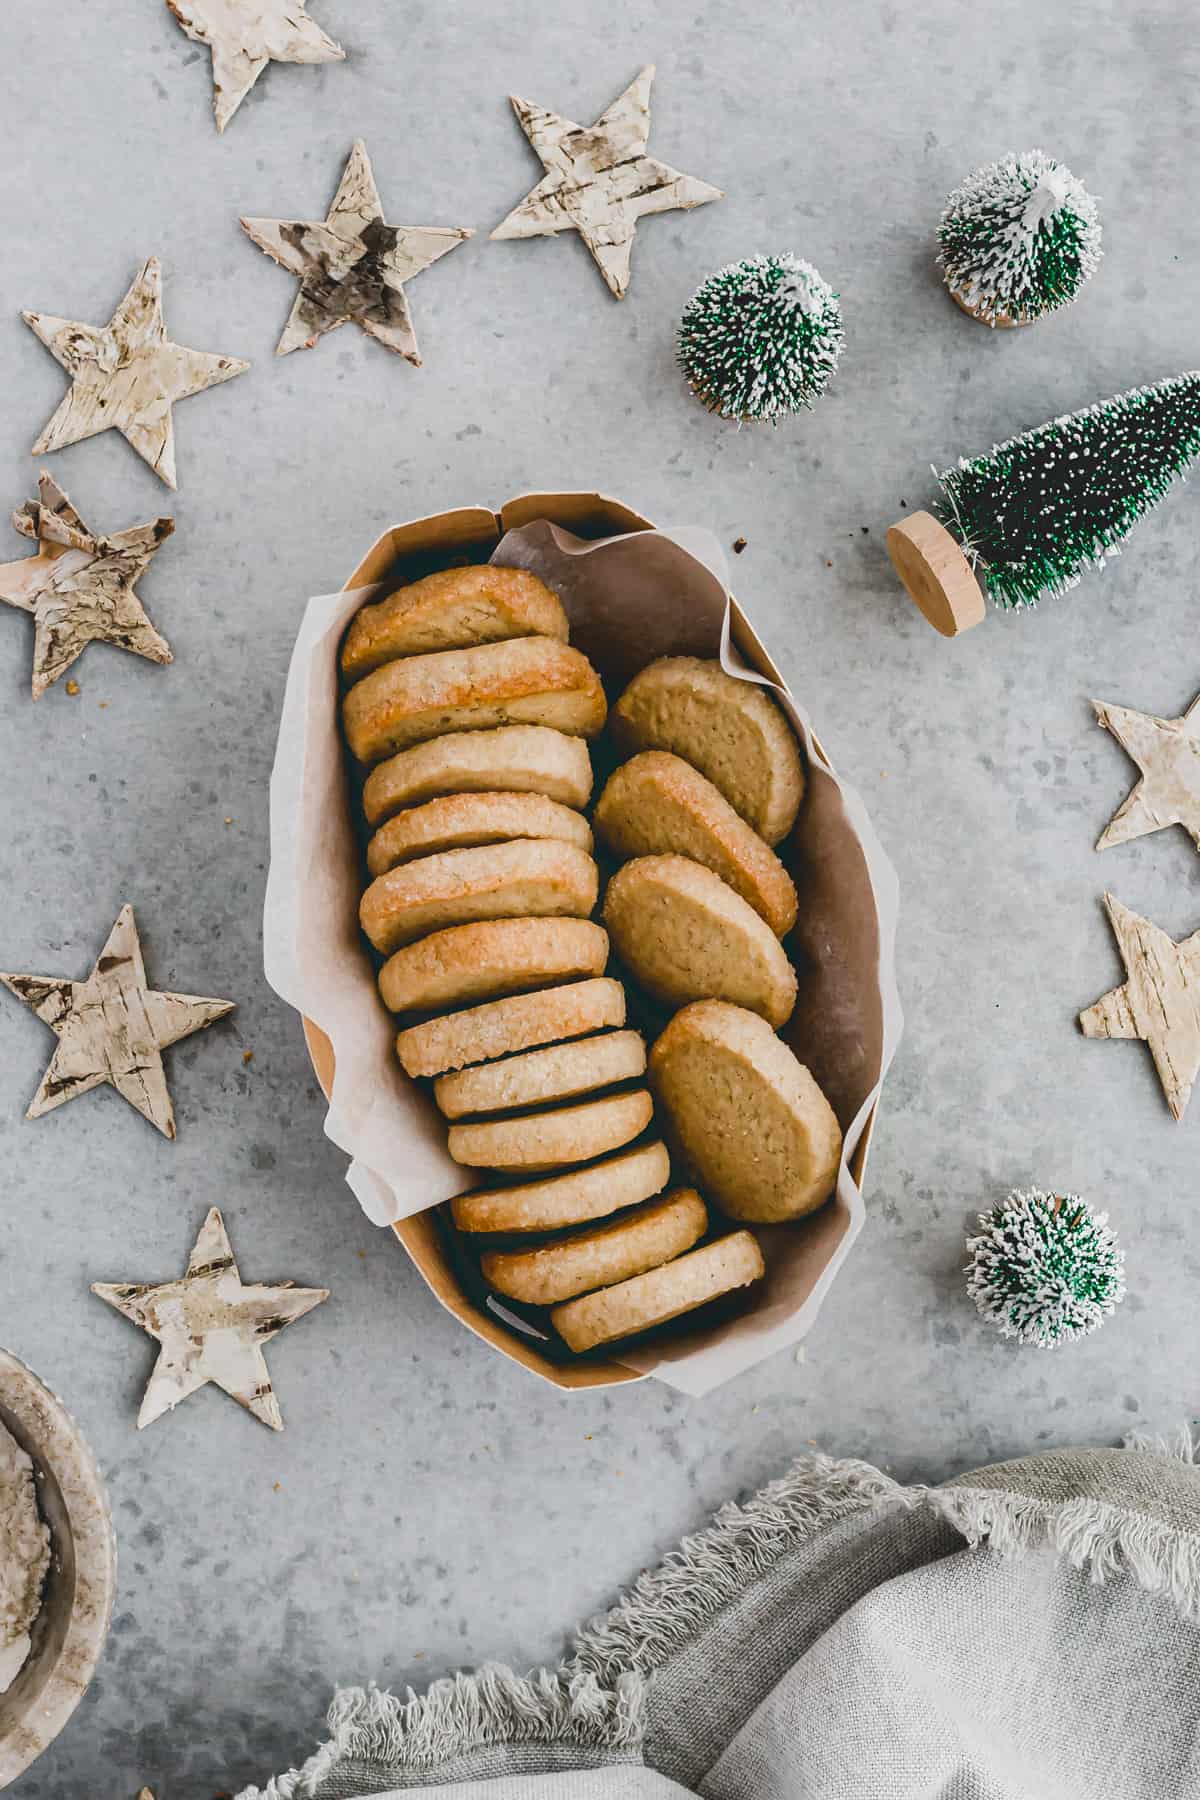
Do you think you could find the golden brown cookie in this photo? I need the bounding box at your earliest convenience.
[482,1188,708,1305]
[446,1088,653,1171]
[360,839,599,955]
[603,854,796,1027]
[612,657,803,844]
[367,791,592,878]
[396,977,626,1079]
[362,726,594,827]
[341,566,568,680]
[378,917,608,1015]
[451,1138,670,1233]
[649,999,842,1221]
[595,751,797,936]
[434,1028,645,1118]
[343,637,607,765]
[550,1230,765,1352]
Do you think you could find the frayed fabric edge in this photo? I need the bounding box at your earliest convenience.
[1124,1423,1199,1464]
[235,1667,646,1800]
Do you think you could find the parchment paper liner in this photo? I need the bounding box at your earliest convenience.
[264,493,903,1394]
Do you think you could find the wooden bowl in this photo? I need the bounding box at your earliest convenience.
[0,1351,116,1789]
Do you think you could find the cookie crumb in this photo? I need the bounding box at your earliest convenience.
[242,1049,254,1065]
[65,679,80,696]
[732,536,748,555]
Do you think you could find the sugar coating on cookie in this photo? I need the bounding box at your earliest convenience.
[434,1028,645,1119]
[603,854,796,1027]
[362,726,594,827]
[612,656,803,845]
[482,1188,708,1305]
[379,917,608,1015]
[396,977,627,1079]
[551,1230,765,1351]
[342,565,568,680]
[452,1139,671,1233]
[649,999,842,1222]
[595,750,797,936]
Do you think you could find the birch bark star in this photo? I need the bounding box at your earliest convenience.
[165,0,345,133]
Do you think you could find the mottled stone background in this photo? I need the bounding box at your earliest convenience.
[1,1,1197,1793]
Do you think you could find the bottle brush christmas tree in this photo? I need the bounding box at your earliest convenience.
[965,1187,1125,1349]
[938,149,1102,328]
[676,254,844,423]
[888,372,1200,635]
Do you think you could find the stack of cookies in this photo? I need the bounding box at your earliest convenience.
[342,568,764,1354]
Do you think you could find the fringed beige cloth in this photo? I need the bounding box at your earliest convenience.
[238,1433,1200,1799]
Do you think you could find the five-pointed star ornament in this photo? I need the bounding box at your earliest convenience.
[0,905,234,1138]
[1093,692,1200,855]
[242,140,474,363]
[93,1208,329,1430]
[1079,893,1200,1122]
[0,472,174,698]
[166,0,345,133]
[23,257,250,490]
[491,64,723,299]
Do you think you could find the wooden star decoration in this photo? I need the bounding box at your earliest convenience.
[165,0,345,134]
[1093,692,1200,854]
[491,64,722,300]
[0,472,174,698]
[93,1208,329,1430]
[241,140,474,363]
[1079,893,1200,1121]
[0,905,234,1138]
[23,257,250,490]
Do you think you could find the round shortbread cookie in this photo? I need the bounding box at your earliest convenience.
[435,1028,645,1119]
[482,1188,708,1305]
[649,999,842,1222]
[343,637,607,766]
[396,977,626,1079]
[341,566,568,680]
[362,726,594,828]
[447,1088,653,1171]
[451,1139,670,1233]
[550,1230,765,1352]
[367,791,592,878]
[379,918,609,1015]
[611,657,804,845]
[603,855,796,1027]
[595,751,798,937]
[360,839,599,956]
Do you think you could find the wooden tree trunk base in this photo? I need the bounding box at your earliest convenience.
[886,511,987,637]
[947,285,1034,329]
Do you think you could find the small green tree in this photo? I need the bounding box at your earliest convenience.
[676,254,844,423]
[939,373,1200,609]
[938,149,1101,325]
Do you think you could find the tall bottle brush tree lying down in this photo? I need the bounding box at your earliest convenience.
[887,372,1200,635]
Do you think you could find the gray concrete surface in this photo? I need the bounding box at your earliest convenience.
[1,1,1197,1793]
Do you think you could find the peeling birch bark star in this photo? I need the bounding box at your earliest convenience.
[1093,692,1200,854]
[491,65,722,299]
[165,0,345,133]
[1079,894,1200,1122]
[241,139,474,363]
[0,905,234,1138]
[0,472,174,698]
[23,258,250,490]
[93,1208,329,1431]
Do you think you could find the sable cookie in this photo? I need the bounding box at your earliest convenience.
[612,657,803,844]
[396,977,626,1079]
[482,1188,708,1305]
[342,566,568,680]
[603,855,796,1026]
[551,1230,765,1352]
[360,839,599,956]
[367,791,592,878]
[452,1138,670,1233]
[362,725,594,827]
[435,1028,645,1118]
[447,1088,653,1171]
[649,1000,842,1221]
[595,751,798,936]
[379,918,608,1015]
[343,637,607,765]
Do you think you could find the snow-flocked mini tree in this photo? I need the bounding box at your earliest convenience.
[676,254,844,423]
[938,149,1101,327]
